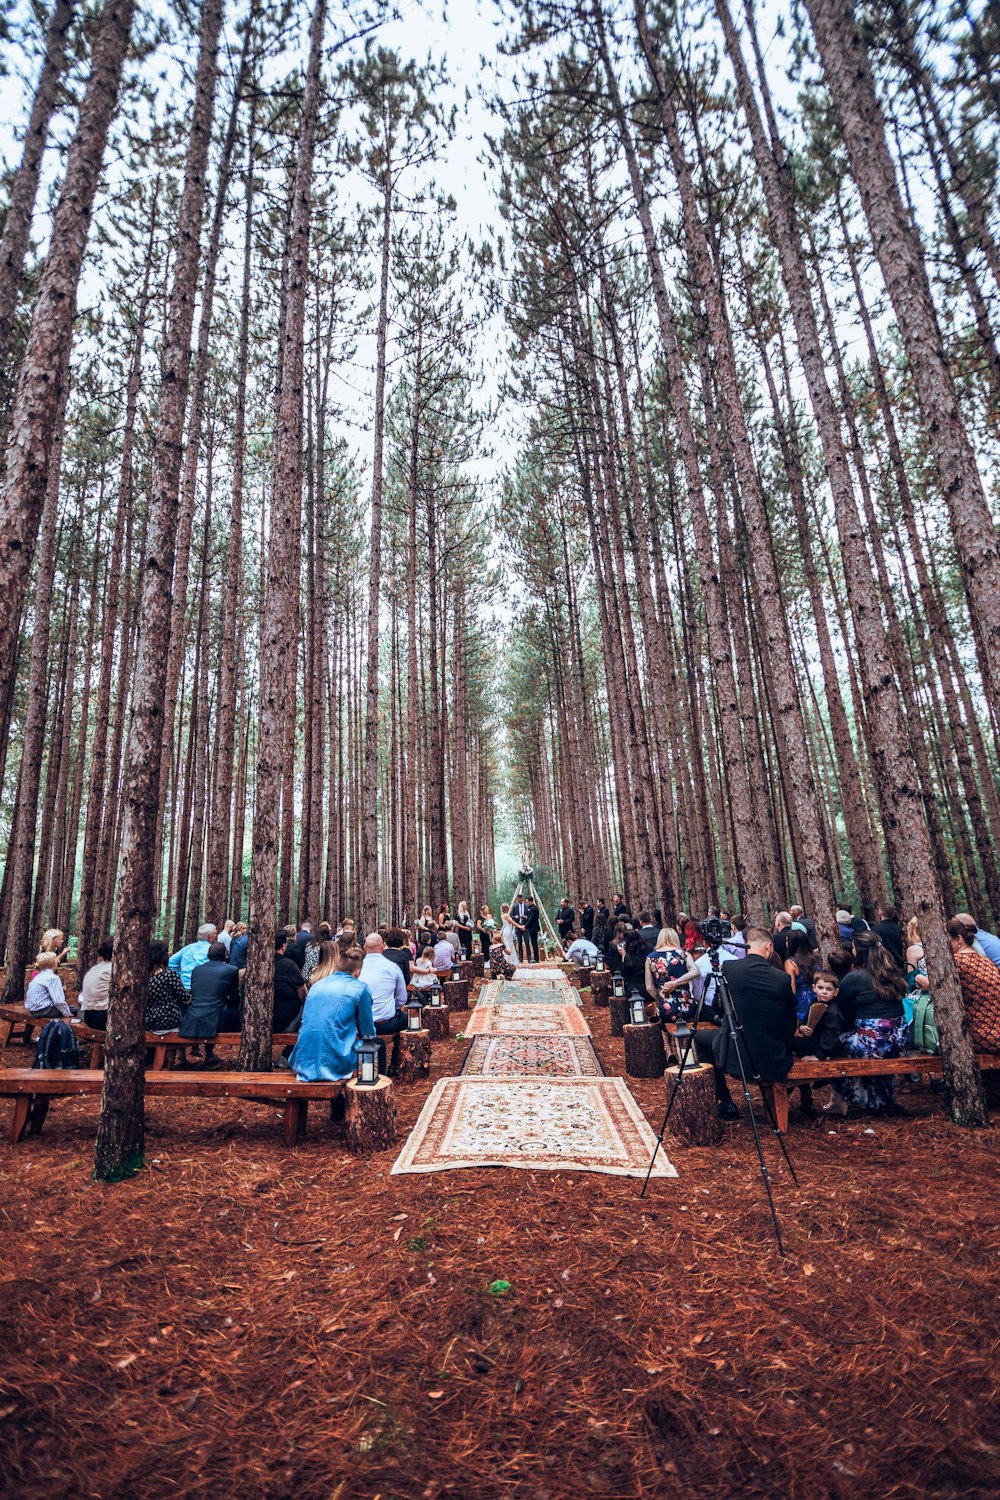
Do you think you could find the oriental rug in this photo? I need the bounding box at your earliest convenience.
[391,1076,676,1178]
[460,1034,604,1078]
[513,967,568,984]
[463,1004,592,1037]
[477,980,575,1007]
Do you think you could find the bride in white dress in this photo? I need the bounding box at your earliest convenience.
[499,902,520,964]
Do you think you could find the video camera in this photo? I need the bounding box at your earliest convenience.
[697,915,732,947]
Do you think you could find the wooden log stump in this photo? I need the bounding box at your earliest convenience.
[344,1076,397,1153]
[424,1005,451,1041]
[624,1022,665,1079]
[459,960,474,984]
[609,995,630,1038]
[471,953,485,978]
[444,979,469,1013]
[575,966,591,990]
[666,1063,724,1147]
[590,971,611,1007]
[396,1029,431,1085]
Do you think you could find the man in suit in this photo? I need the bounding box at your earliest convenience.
[511,894,530,961]
[694,928,797,1120]
[580,901,595,941]
[638,911,659,953]
[557,898,575,947]
[524,896,541,963]
[613,893,629,918]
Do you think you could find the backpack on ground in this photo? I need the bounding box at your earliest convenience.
[910,992,939,1054]
[33,1019,81,1070]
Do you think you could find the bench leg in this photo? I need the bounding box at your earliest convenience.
[10,1097,31,1144]
[151,1043,167,1071]
[762,1085,789,1134]
[282,1100,301,1148]
[28,1098,49,1136]
[0,1018,12,1049]
[297,1100,309,1142]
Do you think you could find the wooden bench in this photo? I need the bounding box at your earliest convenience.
[765,1052,1000,1132]
[0,1070,346,1149]
[143,1032,298,1071]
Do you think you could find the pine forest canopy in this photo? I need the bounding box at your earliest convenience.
[1,0,999,1165]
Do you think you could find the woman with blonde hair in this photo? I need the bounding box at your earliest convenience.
[307,940,339,985]
[500,903,519,964]
[646,927,699,1023]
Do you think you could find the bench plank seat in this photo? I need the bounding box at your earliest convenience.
[0,1069,345,1148]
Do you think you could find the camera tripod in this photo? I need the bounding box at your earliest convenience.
[640,945,797,1256]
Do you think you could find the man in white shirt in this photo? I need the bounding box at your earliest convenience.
[565,933,599,964]
[360,933,407,1075]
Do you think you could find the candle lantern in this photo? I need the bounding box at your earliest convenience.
[583,952,594,970]
[451,955,461,980]
[427,985,443,1008]
[405,1000,423,1033]
[595,956,606,973]
[629,995,648,1027]
[356,1037,380,1086]
[672,1018,695,1067]
[612,974,626,999]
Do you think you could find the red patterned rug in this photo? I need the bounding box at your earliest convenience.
[391,1077,676,1178]
[461,1034,604,1078]
[463,1004,591,1036]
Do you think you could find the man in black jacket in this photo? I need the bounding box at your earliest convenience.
[557,898,575,947]
[693,928,797,1119]
[523,897,541,963]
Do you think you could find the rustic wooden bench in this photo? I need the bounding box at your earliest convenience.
[142,1032,299,1071]
[764,1052,1000,1131]
[0,1004,44,1048]
[0,1070,345,1149]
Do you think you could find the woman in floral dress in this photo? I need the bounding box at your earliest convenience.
[645,927,699,1023]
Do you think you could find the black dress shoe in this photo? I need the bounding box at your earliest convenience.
[718,1099,739,1121]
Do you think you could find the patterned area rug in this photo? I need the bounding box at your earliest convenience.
[461,1034,604,1078]
[464,1004,592,1037]
[513,967,568,984]
[391,1077,677,1178]
[478,980,575,1007]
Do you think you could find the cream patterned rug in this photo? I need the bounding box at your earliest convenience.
[463,1004,591,1037]
[477,980,576,1007]
[513,967,568,983]
[460,1034,604,1078]
[391,1076,676,1178]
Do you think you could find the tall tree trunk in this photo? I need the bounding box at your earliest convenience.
[95,0,223,1181]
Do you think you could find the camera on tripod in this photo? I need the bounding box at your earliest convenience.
[697,915,732,946]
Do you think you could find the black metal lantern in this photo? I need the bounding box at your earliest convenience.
[356,1036,379,1086]
[629,995,648,1026]
[583,952,594,969]
[451,953,461,980]
[595,956,606,973]
[427,984,443,1008]
[612,974,626,998]
[672,1017,694,1067]
[406,999,423,1032]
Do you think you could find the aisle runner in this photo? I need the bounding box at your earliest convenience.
[391,966,676,1180]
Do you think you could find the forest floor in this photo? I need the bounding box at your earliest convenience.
[1,999,998,1500]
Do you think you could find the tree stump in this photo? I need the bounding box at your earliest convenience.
[575,966,591,990]
[590,971,611,1007]
[396,1029,431,1085]
[344,1076,397,1153]
[424,1005,451,1041]
[444,979,469,1013]
[609,995,630,1038]
[624,1022,665,1079]
[459,960,474,985]
[471,953,485,978]
[665,1063,724,1147]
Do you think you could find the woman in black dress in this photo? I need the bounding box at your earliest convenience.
[145,940,188,1032]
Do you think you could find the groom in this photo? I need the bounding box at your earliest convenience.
[511,893,530,961]
[523,895,541,963]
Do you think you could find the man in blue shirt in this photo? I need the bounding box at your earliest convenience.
[168,924,217,990]
[228,923,249,970]
[956,911,1000,969]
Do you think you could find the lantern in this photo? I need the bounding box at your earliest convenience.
[629,995,647,1026]
[356,1037,379,1087]
[427,984,443,1008]
[451,954,461,980]
[672,1018,695,1068]
[583,952,594,969]
[594,956,606,973]
[612,974,626,999]
[406,999,423,1032]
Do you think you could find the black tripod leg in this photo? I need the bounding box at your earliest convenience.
[727,1043,787,1257]
[639,1004,705,1198]
[753,1084,800,1185]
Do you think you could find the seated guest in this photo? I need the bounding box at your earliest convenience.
[228,922,249,970]
[360,932,407,1075]
[788,904,819,951]
[382,928,413,985]
[904,918,929,1025]
[169,923,218,990]
[826,931,908,1116]
[948,918,1000,1049]
[24,952,72,1018]
[693,927,798,1119]
[303,922,333,981]
[145,940,189,1032]
[290,943,374,1085]
[179,942,241,1046]
[335,917,357,943]
[953,910,1000,970]
[36,927,70,971]
[433,930,457,974]
[489,935,517,980]
[79,938,114,1029]
[873,904,906,969]
[784,927,819,1026]
[217,918,235,956]
[273,928,307,1032]
[296,918,313,945]
[565,931,599,964]
[284,923,307,970]
[412,946,441,989]
[646,927,699,1023]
